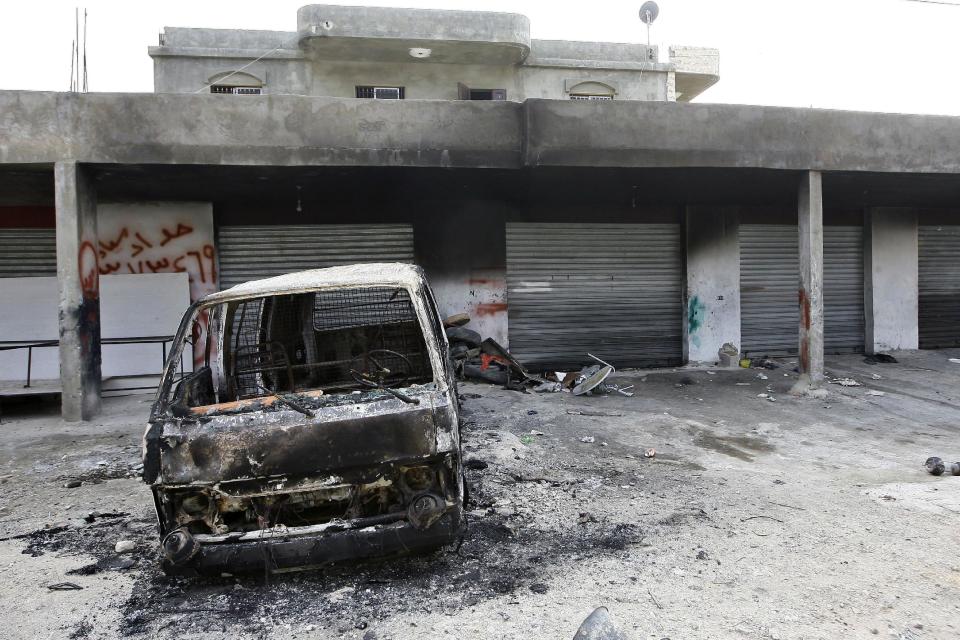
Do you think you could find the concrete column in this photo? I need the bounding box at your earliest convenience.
[685,206,741,364]
[797,171,824,384]
[55,162,101,421]
[864,208,919,353]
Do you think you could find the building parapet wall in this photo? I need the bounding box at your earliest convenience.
[4,91,960,175]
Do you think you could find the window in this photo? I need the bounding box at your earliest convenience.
[566,81,617,101]
[457,83,506,101]
[210,85,262,95]
[356,86,405,100]
[469,89,507,101]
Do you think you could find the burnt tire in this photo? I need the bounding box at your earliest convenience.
[162,529,200,567]
[449,343,470,359]
[445,327,482,348]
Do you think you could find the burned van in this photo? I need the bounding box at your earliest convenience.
[142,264,465,576]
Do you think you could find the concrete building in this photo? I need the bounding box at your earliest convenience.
[2,4,960,422]
[149,5,719,102]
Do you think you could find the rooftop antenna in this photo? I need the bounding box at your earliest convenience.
[639,1,660,47]
[68,8,89,92]
[82,9,88,92]
[69,38,75,92]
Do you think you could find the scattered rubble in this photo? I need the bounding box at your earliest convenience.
[445,315,633,400]
[115,540,136,553]
[925,457,946,476]
[924,457,960,476]
[830,378,862,387]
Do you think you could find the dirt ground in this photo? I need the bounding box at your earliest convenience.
[1,350,959,640]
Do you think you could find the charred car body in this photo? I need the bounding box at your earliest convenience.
[142,264,465,576]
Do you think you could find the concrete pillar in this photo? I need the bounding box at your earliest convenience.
[864,208,919,353]
[797,171,824,384]
[55,162,101,421]
[685,206,741,364]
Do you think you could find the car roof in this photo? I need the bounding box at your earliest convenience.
[200,262,427,305]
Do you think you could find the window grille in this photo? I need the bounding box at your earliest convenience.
[356,86,405,99]
[225,288,430,400]
[210,85,262,95]
[569,94,613,101]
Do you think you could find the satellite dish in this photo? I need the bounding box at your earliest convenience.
[639,1,660,24]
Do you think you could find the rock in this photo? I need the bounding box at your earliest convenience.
[696,550,709,560]
[831,378,862,387]
[64,480,82,489]
[580,436,595,444]
[865,390,885,397]
[925,457,945,476]
[464,458,488,470]
[527,410,538,415]
[529,583,549,594]
[644,448,656,458]
[114,540,136,553]
[443,313,471,328]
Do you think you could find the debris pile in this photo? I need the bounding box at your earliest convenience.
[443,314,632,397]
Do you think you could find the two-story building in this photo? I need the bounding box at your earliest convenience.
[2,4,959,422]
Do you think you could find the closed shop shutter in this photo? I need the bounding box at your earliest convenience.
[919,225,960,348]
[740,225,798,356]
[740,224,864,356]
[506,222,683,370]
[216,224,415,290]
[0,228,57,277]
[823,226,865,353]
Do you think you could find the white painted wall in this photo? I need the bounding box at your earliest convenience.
[430,269,508,347]
[97,202,215,367]
[686,207,741,363]
[865,208,919,352]
[0,273,190,381]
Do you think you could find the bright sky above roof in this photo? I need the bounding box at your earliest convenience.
[2,0,958,115]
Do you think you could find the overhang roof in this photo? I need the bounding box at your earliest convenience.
[3,91,960,175]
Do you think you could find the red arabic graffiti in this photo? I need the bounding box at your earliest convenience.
[94,221,217,368]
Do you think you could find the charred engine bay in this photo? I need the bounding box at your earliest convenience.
[20,390,709,639]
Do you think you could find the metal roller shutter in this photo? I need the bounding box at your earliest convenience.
[919,225,960,348]
[506,222,683,370]
[823,226,865,353]
[740,225,798,356]
[740,224,864,356]
[216,224,415,290]
[0,228,57,277]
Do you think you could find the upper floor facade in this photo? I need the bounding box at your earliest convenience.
[149,4,719,103]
